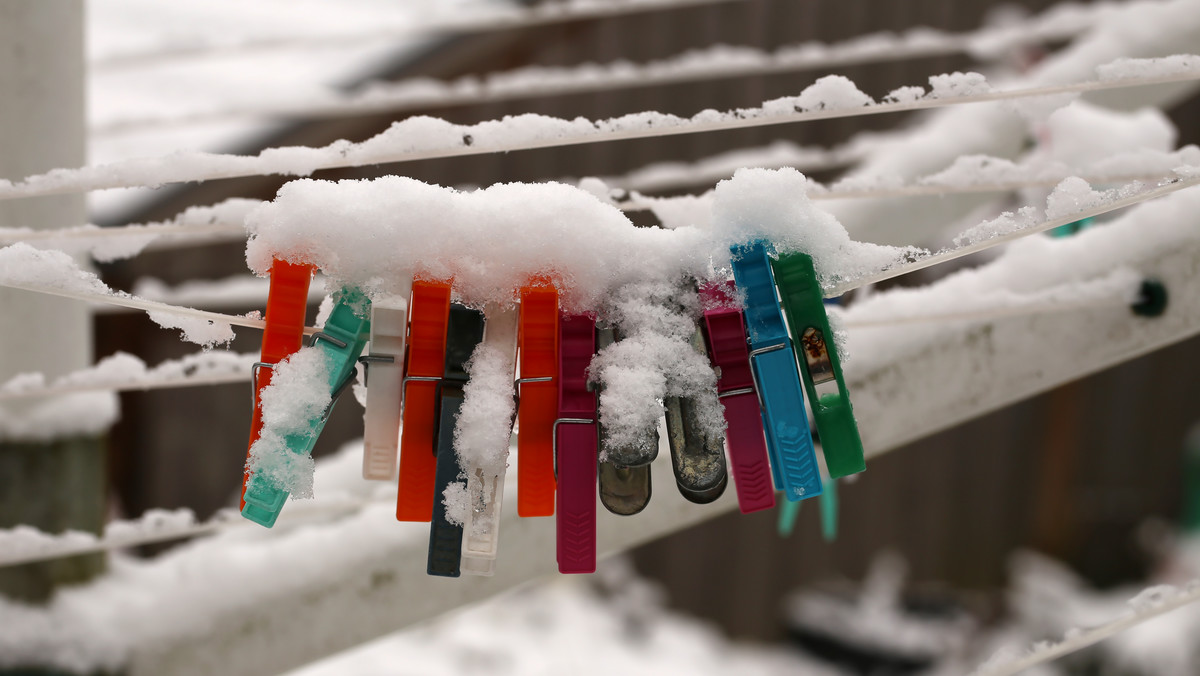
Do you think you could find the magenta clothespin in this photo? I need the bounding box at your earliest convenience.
[555,313,599,574]
[701,281,776,514]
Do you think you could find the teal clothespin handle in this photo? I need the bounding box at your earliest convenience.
[730,240,822,502]
[771,252,865,479]
[777,475,838,541]
[242,287,372,528]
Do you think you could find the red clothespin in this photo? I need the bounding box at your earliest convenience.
[396,278,452,522]
[555,313,598,574]
[516,281,559,517]
[700,281,776,514]
[241,258,313,509]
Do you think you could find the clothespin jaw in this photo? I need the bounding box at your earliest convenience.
[700,281,775,514]
[771,252,865,479]
[242,258,314,510]
[729,240,822,503]
[241,286,372,528]
[555,313,599,574]
[396,278,452,522]
[460,306,519,577]
[516,282,559,517]
[664,326,728,505]
[428,304,487,578]
[361,301,407,480]
[596,326,653,516]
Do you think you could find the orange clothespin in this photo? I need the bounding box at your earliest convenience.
[516,281,559,517]
[395,278,452,522]
[241,258,313,509]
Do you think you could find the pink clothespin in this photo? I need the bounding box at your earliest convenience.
[555,313,599,574]
[700,281,776,514]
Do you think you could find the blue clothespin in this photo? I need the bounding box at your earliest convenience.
[777,477,838,541]
[729,240,822,502]
[242,286,372,528]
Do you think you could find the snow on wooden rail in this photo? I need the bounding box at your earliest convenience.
[4,58,1199,202]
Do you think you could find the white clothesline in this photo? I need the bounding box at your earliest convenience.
[7,62,1198,202]
[92,8,1097,135]
[970,580,1200,676]
[92,0,746,70]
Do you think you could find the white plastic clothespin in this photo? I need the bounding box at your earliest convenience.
[361,298,408,481]
[460,305,519,577]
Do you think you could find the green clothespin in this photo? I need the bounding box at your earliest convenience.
[771,252,865,479]
[242,286,372,528]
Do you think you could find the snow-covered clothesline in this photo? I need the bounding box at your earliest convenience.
[92,1,1104,135]
[5,56,1198,202]
[1,168,1194,349]
[970,580,1200,676]
[92,0,745,70]
[0,351,259,402]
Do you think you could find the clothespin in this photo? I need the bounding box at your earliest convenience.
[596,326,653,516]
[700,280,775,514]
[396,278,452,522]
[242,286,371,527]
[460,306,519,577]
[664,325,728,505]
[772,252,865,479]
[516,282,559,517]
[556,313,599,574]
[729,240,822,502]
[360,298,407,480]
[428,304,486,577]
[242,258,313,510]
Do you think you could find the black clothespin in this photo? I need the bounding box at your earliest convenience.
[427,304,486,577]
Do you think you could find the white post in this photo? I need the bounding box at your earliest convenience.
[0,0,106,602]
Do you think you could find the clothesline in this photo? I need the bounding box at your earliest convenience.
[93,8,1095,135]
[6,62,1197,202]
[92,0,746,70]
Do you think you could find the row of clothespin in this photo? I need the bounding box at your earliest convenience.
[237,238,866,577]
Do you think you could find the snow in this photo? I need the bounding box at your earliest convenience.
[1096,53,1200,81]
[0,393,118,443]
[246,348,336,499]
[0,350,255,399]
[145,310,235,347]
[927,71,991,98]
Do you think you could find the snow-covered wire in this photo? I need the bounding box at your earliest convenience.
[839,295,1128,329]
[0,497,373,568]
[93,0,746,70]
[0,351,260,402]
[7,60,1199,201]
[825,173,1200,296]
[92,7,1099,135]
[970,581,1200,676]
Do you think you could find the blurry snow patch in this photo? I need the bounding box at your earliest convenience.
[146,310,235,347]
[0,243,112,296]
[246,347,335,499]
[0,392,118,443]
[884,85,925,104]
[287,560,834,676]
[794,74,874,111]
[1045,102,1176,166]
[1096,54,1200,81]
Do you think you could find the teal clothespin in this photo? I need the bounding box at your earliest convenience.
[771,251,866,479]
[777,474,838,542]
[730,239,822,502]
[242,286,372,528]
[1049,216,1094,238]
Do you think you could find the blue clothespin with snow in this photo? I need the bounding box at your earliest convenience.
[729,240,822,502]
[242,286,372,528]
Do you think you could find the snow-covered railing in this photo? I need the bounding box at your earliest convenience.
[6,57,1200,201]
